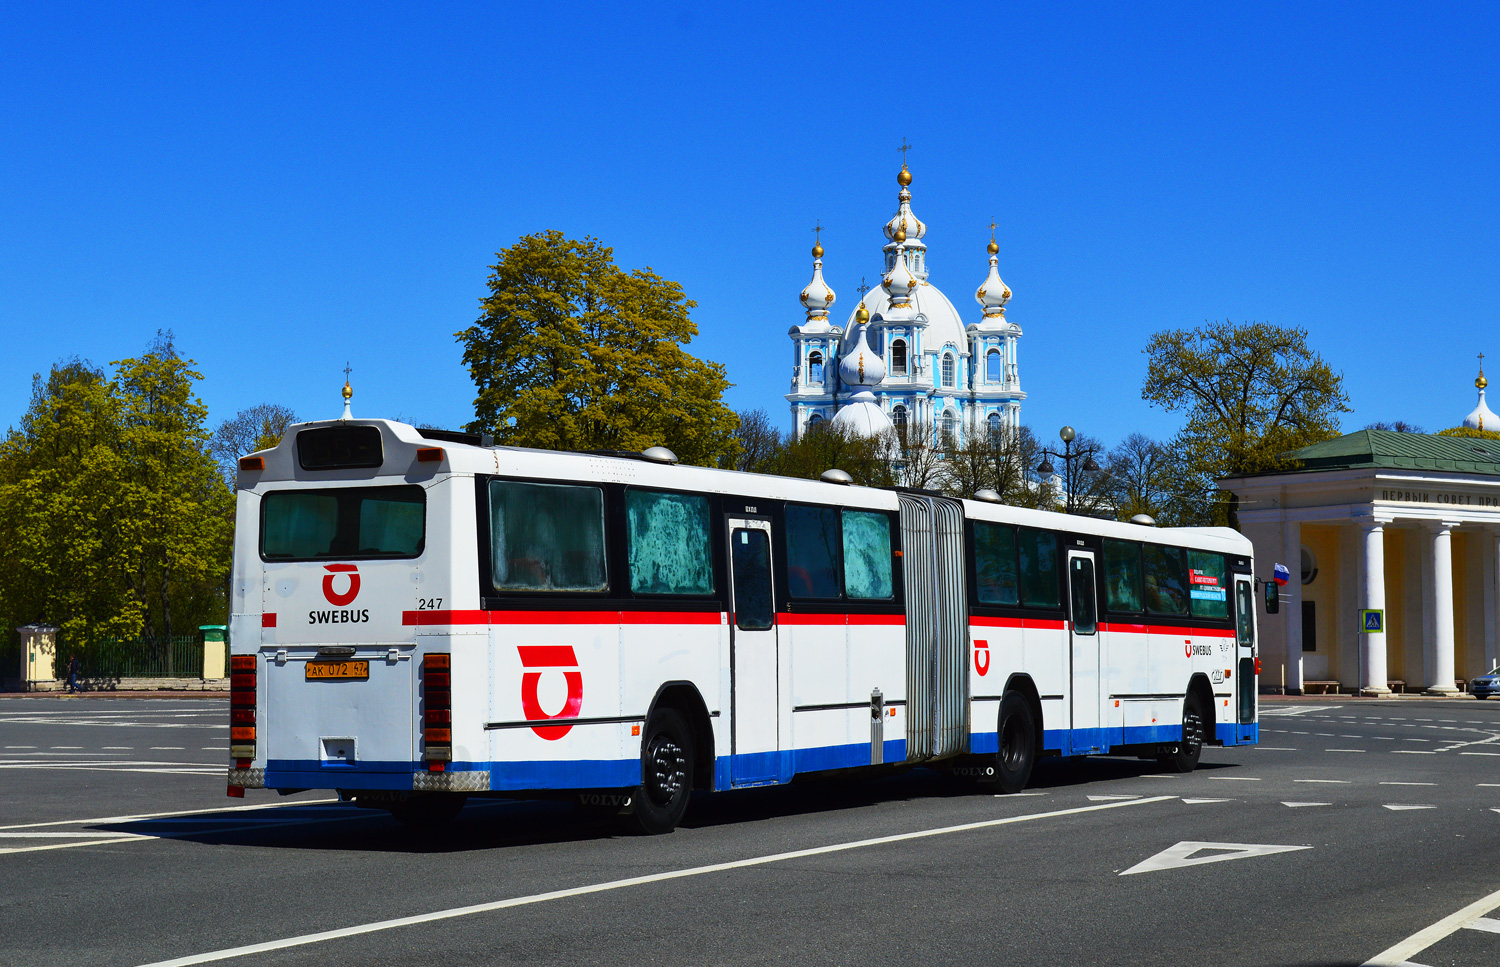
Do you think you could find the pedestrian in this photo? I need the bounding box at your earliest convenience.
[67,654,81,694]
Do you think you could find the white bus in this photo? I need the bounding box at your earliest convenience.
[227,419,1259,832]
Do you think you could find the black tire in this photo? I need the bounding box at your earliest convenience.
[995,692,1037,794]
[1476,694,1488,700]
[620,708,694,835]
[1158,691,1207,773]
[388,793,467,828]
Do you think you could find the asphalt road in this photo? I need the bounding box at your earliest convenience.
[3,695,1500,967]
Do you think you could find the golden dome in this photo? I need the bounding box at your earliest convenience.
[812,241,824,259]
[855,301,870,324]
[897,164,912,187]
[1479,373,1489,390]
[894,227,906,243]
[987,239,999,256]
[342,381,352,401]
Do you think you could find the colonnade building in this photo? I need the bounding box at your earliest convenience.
[1221,376,1500,694]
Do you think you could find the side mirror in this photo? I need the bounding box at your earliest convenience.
[1264,580,1280,615]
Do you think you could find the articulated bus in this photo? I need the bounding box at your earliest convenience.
[226,418,1259,832]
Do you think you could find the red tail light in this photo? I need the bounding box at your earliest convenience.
[416,447,444,463]
[229,655,257,761]
[423,653,452,769]
[1255,656,1262,675]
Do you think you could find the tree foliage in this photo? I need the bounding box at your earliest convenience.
[1437,425,1500,439]
[0,337,232,653]
[1142,321,1348,526]
[210,403,297,482]
[457,231,739,467]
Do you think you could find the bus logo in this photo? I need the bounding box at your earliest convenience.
[518,645,584,740]
[322,564,361,606]
[974,638,990,676]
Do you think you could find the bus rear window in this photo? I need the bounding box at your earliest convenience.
[296,426,383,470]
[261,486,425,560]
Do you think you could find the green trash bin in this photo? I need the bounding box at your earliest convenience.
[199,625,227,680]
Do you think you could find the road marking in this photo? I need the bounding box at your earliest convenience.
[131,796,1176,967]
[3,746,36,749]
[1282,802,1331,807]
[0,831,151,839]
[1258,706,1339,717]
[1086,795,1139,801]
[1295,779,1349,784]
[51,746,82,749]
[1120,841,1310,876]
[150,747,185,751]
[103,747,133,750]
[1363,883,1500,965]
[0,798,341,832]
[1315,733,1335,737]
[1209,776,1262,781]
[1380,782,1437,786]
[1382,804,1436,811]
[1326,749,1367,753]
[1469,917,1500,935]
[1392,751,1436,754]
[1373,737,1397,741]
[1460,752,1500,757]
[1254,747,1298,751]
[1181,798,1233,804]
[1479,784,1500,788]
[201,747,227,751]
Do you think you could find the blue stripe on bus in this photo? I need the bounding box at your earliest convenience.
[263,724,1256,793]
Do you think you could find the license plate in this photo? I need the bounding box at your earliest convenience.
[305,660,369,681]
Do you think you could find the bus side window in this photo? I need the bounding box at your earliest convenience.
[1101,538,1143,613]
[842,510,893,600]
[1017,528,1060,608]
[1142,544,1189,615]
[785,504,841,599]
[490,480,607,592]
[625,489,715,596]
[974,522,1019,606]
[1187,550,1228,618]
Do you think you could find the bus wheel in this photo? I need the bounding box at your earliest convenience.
[995,692,1037,794]
[1158,692,1206,773]
[622,708,694,835]
[389,793,467,828]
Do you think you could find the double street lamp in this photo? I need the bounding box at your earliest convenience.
[1036,425,1100,515]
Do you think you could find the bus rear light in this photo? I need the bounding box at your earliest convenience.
[229,654,257,769]
[230,726,256,741]
[428,761,446,772]
[227,785,245,798]
[422,653,452,766]
[424,671,450,688]
[424,709,450,725]
[416,447,444,463]
[238,456,264,472]
[230,708,255,725]
[230,656,256,672]
[1255,657,1262,675]
[424,653,450,670]
[424,728,451,743]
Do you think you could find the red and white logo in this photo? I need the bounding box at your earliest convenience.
[518,645,583,740]
[974,638,990,677]
[1184,640,1193,658]
[322,564,360,606]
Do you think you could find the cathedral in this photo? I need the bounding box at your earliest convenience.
[786,160,1025,447]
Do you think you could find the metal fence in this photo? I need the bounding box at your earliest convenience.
[68,635,207,680]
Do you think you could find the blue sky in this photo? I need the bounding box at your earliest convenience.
[3,3,1497,448]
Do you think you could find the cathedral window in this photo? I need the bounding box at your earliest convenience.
[987,412,1003,440]
[892,404,907,429]
[941,353,955,388]
[941,412,956,453]
[808,351,823,385]
[891,339,907,376]
[986,348,1003,383]
[807,413,824,431]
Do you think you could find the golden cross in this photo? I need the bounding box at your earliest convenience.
[857,277,870,299]
[813,220,823,243]
[343,361,352,382]
[899,138,911,167]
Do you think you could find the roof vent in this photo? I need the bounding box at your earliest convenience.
[973,488,1002,503]
[640,446,679,465]
[820,468,854,485]
[1130,514,1156,527]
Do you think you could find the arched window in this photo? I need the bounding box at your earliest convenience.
[941,412,956,451]
[808,351,823,385]
[807,413,824,431]
[986,348,1003,383]
[891,339,907,376]
[892,404,907,429]
[941,353,955,388]
[987,412,1002,440]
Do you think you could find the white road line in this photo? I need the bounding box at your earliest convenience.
[1209,776,1262,781]
[0,798,341,831]
[51,746,82,749]
[132,797,1178,967]
[1461,752,1500,757]
[1478,783,1500,788]
[0,831,151,839]
[1380,782,1436,786]
[1326,749,1367,753]
[1392,751,1436,755]
[1363,883,1500,965]
[3,745,36,749]
[1469,917,1500,935]
[1295,779,1350,784]
[103,746,133,750]
[1253,747,1298,751]
[1282,802,1331,807]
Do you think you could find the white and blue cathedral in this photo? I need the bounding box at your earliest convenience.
[787,161,1025,445]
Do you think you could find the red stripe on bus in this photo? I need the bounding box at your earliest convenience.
[1098,622,1235,637]
[261,614,276,628]
[971,616,1067,630]
[401,610,724,626]
[777,613,905,626]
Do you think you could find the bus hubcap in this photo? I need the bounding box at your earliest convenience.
[646,736,686,806]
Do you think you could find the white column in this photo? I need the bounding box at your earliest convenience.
[1486,529,1500,675]
[1283,519,1304,693]
[1359,523,1390,695]
[1427,523,1460,695]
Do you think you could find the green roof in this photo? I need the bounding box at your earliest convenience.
[1281,429,1500,475]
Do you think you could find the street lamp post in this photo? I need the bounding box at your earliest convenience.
[1035,425,1100,515]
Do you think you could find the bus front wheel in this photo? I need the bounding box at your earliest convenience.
[621,708,694,835]
[1158,692,1206,773]
[995,692,1037,794]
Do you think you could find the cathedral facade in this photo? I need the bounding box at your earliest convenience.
[786,162,1025,447]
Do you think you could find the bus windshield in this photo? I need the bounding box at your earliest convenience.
[261,485,425,560]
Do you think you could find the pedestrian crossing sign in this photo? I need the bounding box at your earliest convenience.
[1358,609,1384,633]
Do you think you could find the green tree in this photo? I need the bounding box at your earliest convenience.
[210,403,297,482]
[1437,426,1500,440]
[457,231,739,467]
[1142,321,1348,527]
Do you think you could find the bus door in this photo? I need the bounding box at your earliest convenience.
[1234,576,1258,741]
[1066,549,1103,754]
[727,517,779,786]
